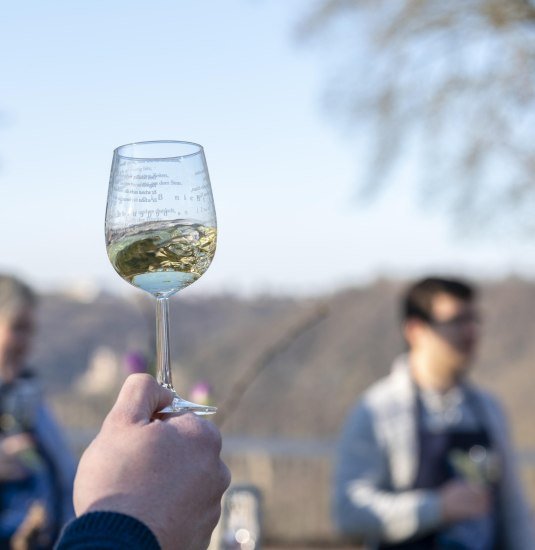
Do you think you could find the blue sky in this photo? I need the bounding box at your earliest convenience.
[2,0,535,297]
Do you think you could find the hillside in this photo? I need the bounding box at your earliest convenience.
[28,277,535,450]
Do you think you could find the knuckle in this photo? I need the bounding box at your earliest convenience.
[206,422,223,451]
[220,461,231,490]
[124,372,156,391]
[173,414,222,448]
[209,502,222,529]
[115,373,157,412]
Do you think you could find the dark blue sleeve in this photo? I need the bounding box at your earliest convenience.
[55,511,161,549]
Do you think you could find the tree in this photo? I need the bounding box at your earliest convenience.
[298,0,535,233]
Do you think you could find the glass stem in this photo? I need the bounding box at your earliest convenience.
[156,297,173,391]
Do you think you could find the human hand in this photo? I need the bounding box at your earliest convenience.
[74,374,231,550]
[0,433,35,480]
[11,501,47,550]
[439,479,491,523]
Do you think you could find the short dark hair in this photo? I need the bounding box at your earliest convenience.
[402,276,475,322]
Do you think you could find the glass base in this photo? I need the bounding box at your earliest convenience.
[159,395,217,416]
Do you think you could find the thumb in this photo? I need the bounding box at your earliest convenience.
[106,374,174,425]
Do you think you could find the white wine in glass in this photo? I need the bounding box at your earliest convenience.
[105,140,217,414]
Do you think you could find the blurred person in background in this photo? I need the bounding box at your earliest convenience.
[334,277,534,549]
[0,274,75,549]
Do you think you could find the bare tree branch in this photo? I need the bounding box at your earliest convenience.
[214,304,329,429]
[298,0,535,233]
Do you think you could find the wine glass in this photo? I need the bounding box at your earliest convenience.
[105,140,217,414]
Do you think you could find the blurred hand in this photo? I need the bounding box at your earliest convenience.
[11,501,47,550]
[74,374,231,550]
[439,479,491,523]
[1,433,35,456]
[0,433,35,480]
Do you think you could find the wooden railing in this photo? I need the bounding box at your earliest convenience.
[221,438,535,546]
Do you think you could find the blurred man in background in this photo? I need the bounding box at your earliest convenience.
[0,274,75,548]
[334,276,534,549]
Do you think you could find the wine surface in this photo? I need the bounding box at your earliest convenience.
[107,219,217,295]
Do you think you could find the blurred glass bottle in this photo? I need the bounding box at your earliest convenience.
[438,445,500,550]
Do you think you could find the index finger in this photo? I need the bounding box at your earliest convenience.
[106,374,174,425]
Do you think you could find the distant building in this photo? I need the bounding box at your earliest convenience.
[62,280,101,303]
[76,346,122,395]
